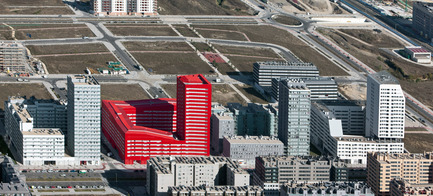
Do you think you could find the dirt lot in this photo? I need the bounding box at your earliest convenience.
[101,84,150,101]
[40,54,117,74]
[193,25,348,76]
[192,42,214,52]
[404,133,433,153]
[225,56,281,74]
[105,25,177,36]
[157,0,253,15]
[0,24,94,40]
[234,84,268,104]
[0,0,65,6]
[273,15,302,26]
[122,41,192,51]
[401,81,433,110]
[27,43,109,55]
[161,84,246,106]
[213,45,280,58]
[0,83,52,111]
[194,28,249,41]
[173,25,199,37]
[338,84,367,100]
[0,0,73,15]
[131,53,214,75]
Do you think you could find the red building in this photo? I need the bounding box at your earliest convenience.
[101,74,212,164]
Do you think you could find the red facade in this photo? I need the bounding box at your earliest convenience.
[101,74,212,164]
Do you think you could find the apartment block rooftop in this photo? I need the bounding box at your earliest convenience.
[369,71,400,85]
[256,61,317,69]
[224,135,281,144]
[69,75,99,85]
[169,185,263,193]
[21,128,62,136]
[259,155,338,167]
[282,181,373,195]
[335,135,403,143]
[371,152,433,163]
[282,79,309,90]
[10,103,32,123]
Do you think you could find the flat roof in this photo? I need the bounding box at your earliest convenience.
[178,74,210,85]
[11,104,32,123]
[69,75,99,85]
[22,128,63,136]
[224,136,283,144]
[406,46,431,53]
[369,71,400,85]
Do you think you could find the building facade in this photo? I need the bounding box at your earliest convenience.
[367,152,433,196]
[404,46,431,64]
[211,111,235,155]
[0,42,28,73]
[278,80,311,156]
[413,2,433,42]
[253,61,319,87]
[366,71,405,139]
[272,77,338,102]
[147,156,250,196]
[102,74,212,164]
[280,182,374,196]
[222,136,284,166]
[0,156,31,195]
[168,185,263,196]
[67,75,101,165]
[92,0,157,16]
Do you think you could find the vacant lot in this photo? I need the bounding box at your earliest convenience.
[0,0,65,6]
[234,84,268,104]
[0,24,94,40]
[101,84,150,101]
[158,0,252,15]
[193,25,348,76]
[161,84,246,106]
[401,81,433,110]
[404,133,433,153]
[225,56,281,74]
[105,24,177,36]
[194,28,249,41]
[273,15,302,26]
[40,54,117,74]
[192,42,214,52]
[122,41,192,51]
[27,43,109,55]
[0,83,52,111]
[131,53,214,75]
[173,25,199,37]
[213,45,280,58]
[0,0,73,15]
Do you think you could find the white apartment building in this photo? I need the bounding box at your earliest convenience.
[278,79,311,156]
[4,101,72,165]
[147,157,250,196]
[311,101,404,165]
[366,71,405,139]
[0,41,28,72]
[92,0,157,16]
[222,136,284,167]
[67,75,101,165]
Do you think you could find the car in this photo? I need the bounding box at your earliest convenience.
[67,186,72,189]
[51,186,56,189]
[60,174,66,177]
[48,169,53,173]
[21,170,27,173]
[57,186,62,189]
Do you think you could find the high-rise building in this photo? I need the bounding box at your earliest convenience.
[101,74,212,164]
[0,42,28,72]
[211,111,235,155]
[413,2,433,41]
[147,156,249,196]
[169,186,263,196]
[67,75,101,165]
[367,152,433,196]
[278,79,311,156]
[92,0,157,16]
[365,71,405,139]
[253,61,319,87]
[271,77,338,102]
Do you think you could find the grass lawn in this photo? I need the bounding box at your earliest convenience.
[37,189,69,192]
[0,83,53,111]
[27,43,110,55]
[173,25,199,37]
[75,189,105,192]
[161,84,246,106]
[193,25,348,76]
[405,127,429,132]
[105,25,177,36]
[404,133,433,153]
[101,84,150,101]
[0,0,73,15]
[122,41,192,51]
[40,54,117,74]
[131,53,214,75]
[157,0,252,15]
[234,84,268,104]
[273,15,302,26]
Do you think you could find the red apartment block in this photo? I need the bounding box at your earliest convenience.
[101,74,212,164]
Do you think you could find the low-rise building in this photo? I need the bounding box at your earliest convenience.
[253,61,319,87]
[390,179,433,196]
[280,181,374,196]
[222,136,284,167]
[147,157,250,196]
[168,185,263,196]
[367,152,433,196]
[311,101,404,165]
[255,156,339,185]
[0,42,28,73]
[404,46,431,64]
[271,77,338,102]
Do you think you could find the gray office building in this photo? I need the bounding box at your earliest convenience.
[271,77,338,102]
[278,80,311,156]
[67,75,101,165]
[253,61,319,87]
[413,2,433,41]
[211,111,236,155]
